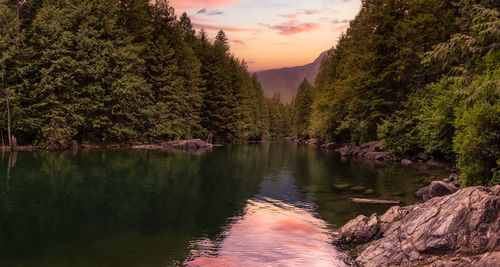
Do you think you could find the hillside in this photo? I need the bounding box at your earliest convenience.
[256,51,328,103]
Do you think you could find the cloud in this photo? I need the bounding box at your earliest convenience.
[231,39,246,45]
[262,21,320,36]
[332,24,349,31]
[279,14,298,19]
[170,0,238,9]
[302,10,319,15]
[278,10,320,19]
[193,23,260,33]
[331,19,351,24]
[197,8,224,16]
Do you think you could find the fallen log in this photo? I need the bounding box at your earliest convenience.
[349,198,400,205]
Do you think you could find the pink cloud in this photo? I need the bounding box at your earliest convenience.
[193,23,260,33]
[263,21,320,36]
[231,39,245,45]
[169,0,238,8]
[279,14,298,19]
[278,10,319,19]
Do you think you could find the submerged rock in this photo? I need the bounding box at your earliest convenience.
[337,186,500,266]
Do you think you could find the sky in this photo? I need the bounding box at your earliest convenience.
[170,0,362,72]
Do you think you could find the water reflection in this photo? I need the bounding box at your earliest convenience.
[186,197,348,267]
[0,142,449,266]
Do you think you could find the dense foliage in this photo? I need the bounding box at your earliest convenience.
[295,0,499,185]
[0,0,291,148]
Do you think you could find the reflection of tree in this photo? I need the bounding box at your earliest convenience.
[0,151,16,196]
[0,147,269,266]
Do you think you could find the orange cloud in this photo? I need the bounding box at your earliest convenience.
[170,0,238,8]
[264,21,320,36]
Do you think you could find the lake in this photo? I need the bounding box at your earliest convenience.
[0,142,449,266]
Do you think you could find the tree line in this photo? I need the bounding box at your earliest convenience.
[0,0,292,149]
[291,0,499,186]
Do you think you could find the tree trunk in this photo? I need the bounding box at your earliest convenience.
[5,88,12,152]
[349,198,401,205]
[16,0,20,50]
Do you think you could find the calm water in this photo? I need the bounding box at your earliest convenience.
[0,142,449,266]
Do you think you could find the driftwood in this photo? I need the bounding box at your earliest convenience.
[349,198,400,205]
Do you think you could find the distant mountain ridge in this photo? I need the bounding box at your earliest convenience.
[255,50,328,103]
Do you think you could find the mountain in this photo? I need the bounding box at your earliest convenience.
[255,50,328,103]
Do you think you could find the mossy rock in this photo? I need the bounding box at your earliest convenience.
[350,185,366,192]
[363,189,375,195]
[333,184,351,189]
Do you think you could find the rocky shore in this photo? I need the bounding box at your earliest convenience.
[131,139,212,151]
[335,185,500,266]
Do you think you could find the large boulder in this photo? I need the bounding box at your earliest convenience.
[334,141,391,161]
[415,180,459,201]
[340,213,379,244]
[340,186,500,266]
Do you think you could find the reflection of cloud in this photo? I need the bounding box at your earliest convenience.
[183,198,347,266]
[262,21,320,36]
[197,8,224,16]
[170,0,238,8]
[193,23,261,33]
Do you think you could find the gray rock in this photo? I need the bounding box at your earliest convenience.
[321,142,339,150]
[418,152,429,161]
[161,139,212,150]
[415,180,458,201]
[344,186,500,267]
[304,139,318,145]
[340,213,379,244]
[334,141,391,161]
[401,159,412,165]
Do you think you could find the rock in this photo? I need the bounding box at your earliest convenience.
[350,185,366,192]
[340,213,379,244]
[161,139,212,151]
[334,141,391,161]
[321,142,339,150]
[344,186,500,267]
[363,189,375,195]
[418,152,429,161]
[305,139,318,145]
[472,251,500,266]
[415,180,458,201]
[401,159,412,165]
[333,184,351,189]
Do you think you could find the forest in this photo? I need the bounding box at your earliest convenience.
[1,0,499,186]
[290,0,499,186]
[0,0,291,148]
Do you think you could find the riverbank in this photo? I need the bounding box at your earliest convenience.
[291,137,455,169]
[335,182,500,266]
[0,139,214,152]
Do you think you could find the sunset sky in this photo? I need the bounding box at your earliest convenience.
[170,0,362,72]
